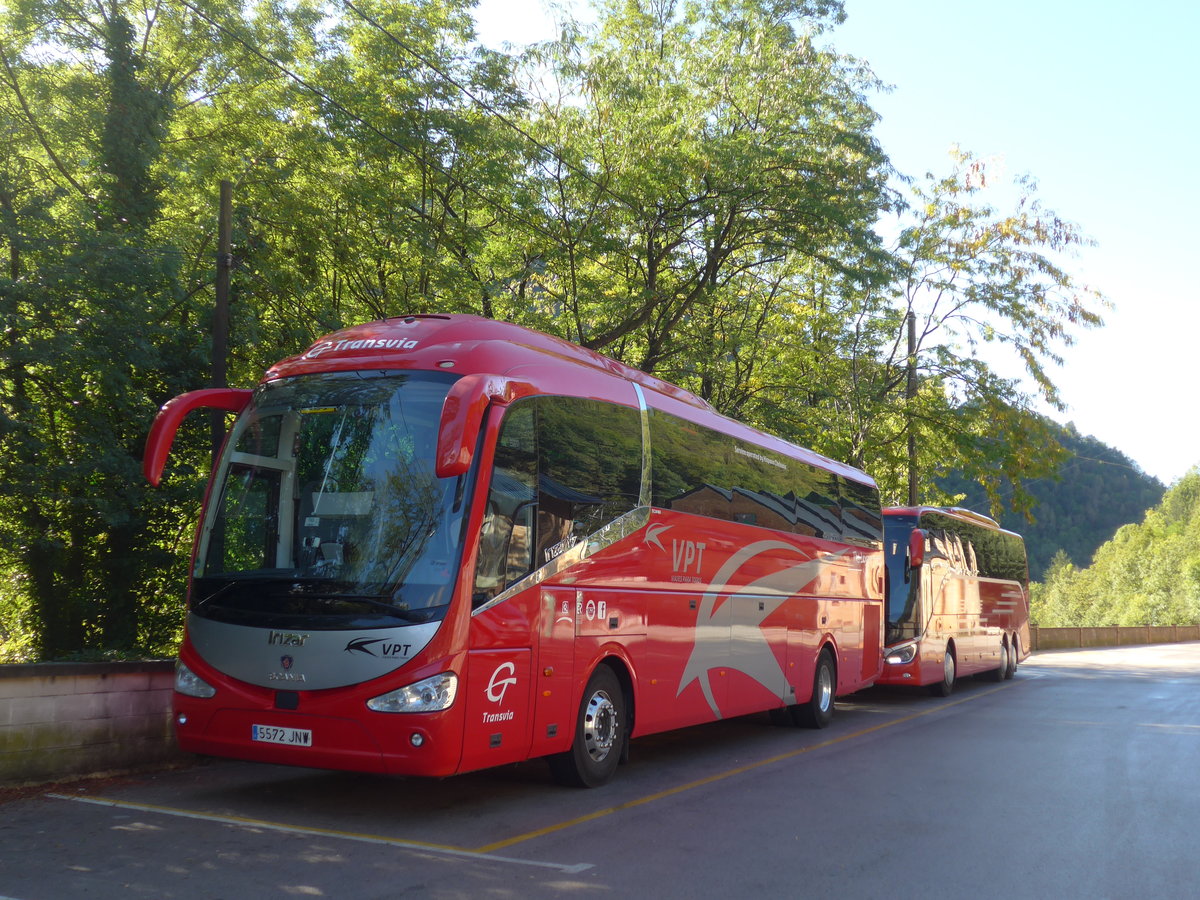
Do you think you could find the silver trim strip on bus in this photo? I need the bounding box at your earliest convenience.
[632,382,653,509]
[187,613,441,691]
[472,505,652,615]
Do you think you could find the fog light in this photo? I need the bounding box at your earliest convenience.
[411,733,425,747]
[177,713,188,725]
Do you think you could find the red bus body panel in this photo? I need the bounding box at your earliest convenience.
[160,315,884,778]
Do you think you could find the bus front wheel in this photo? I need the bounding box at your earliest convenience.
[549,665,625,788]
[930,645,956,697]
[794,649,836,728]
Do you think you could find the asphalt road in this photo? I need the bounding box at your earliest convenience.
[2,643,1199,899]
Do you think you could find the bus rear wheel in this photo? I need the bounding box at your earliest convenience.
[793,649,836,728]
[1006,636,1019,679]
[549,665,625,788]
[988,639,1009,681]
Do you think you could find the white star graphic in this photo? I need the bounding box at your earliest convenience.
[677,540,842,717]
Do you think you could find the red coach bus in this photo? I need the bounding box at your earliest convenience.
[879,507,1030,696]
[145,314,885,786]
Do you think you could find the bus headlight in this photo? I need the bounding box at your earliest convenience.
[367,672,458,713]
[885,643,917,665]
[175,660,216,698]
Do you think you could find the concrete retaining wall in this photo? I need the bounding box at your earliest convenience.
[1030,625,1200,650]
[0,660,187,787]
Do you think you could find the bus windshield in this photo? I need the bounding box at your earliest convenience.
[193,370,465,628]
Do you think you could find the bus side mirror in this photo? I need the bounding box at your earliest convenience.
[435,374,535,478]
[908,529,926,570]
[144,388,252,486]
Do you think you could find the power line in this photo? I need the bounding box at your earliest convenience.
[175,0,621,279]
[340,0,641,216]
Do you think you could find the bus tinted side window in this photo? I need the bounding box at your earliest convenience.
[536,397,642,564]
[473,396,643,604]
[474,402,537,604]
[840,477,883,547]
[920,511,1028,587]
[649,408,877,545]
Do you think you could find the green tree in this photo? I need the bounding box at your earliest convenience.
[0,0,239,658]
[941,420,1165,580]
[0,0,1112,660]
[747,150,1106,508]
[1036,471,1200,626]
[515,0,892,370]
[0,0,535,659]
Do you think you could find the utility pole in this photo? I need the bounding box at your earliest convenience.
[906,310,918,506]
[211,179,232,465]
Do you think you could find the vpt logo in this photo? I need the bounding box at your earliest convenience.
[672,539,707,575]
[486,661,517,704]
[344,637,412,658]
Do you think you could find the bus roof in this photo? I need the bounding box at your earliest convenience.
[268,313,713,410]
[885,506,1022,537]
[264,314,876,488]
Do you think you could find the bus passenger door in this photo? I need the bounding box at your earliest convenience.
[861,602,882,683]
[528,587,577,759]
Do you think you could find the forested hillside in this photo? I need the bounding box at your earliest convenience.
[0,0,1106,661]
[1033,472,1200,626]
[940,421,1165,581]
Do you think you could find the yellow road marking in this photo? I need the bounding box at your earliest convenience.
[49,682,1012,865]
[475,683,1009,853]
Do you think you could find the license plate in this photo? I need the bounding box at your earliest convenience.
[251,724,312,747]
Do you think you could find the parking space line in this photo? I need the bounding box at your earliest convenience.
[46,794,593,874]
[46,682,1013,867]
[477,682,1011,853]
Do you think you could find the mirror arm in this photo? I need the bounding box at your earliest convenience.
[144,388,252,486]
[436,375,535,478]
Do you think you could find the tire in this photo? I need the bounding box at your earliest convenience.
[549,665,625,788]
[794,649,836,729]
[929,644,956,697]
[1006,635,1019,680]
[987,639,1009,682]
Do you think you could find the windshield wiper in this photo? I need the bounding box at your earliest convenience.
[310,593,430,622]
[193,579,241,610]
[193,571,299,609]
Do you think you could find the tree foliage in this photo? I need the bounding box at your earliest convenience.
[941,420,1165,581]
[0,0,1112,661]
[1033,471,1200,626]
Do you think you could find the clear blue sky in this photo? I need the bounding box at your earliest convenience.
[474,0,1200,485]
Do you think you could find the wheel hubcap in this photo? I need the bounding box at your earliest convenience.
[583,690,618,762]
[816,664,833,712]
[944,652,954,684]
